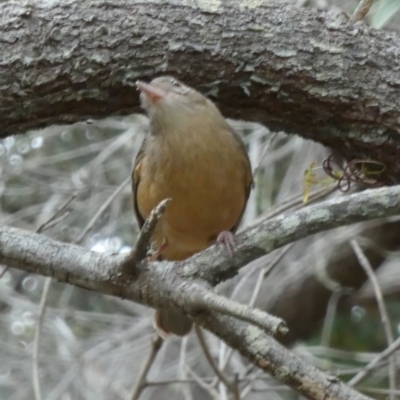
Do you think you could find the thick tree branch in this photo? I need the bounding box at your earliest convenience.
[2,1,400,179]
[4,186,400,303]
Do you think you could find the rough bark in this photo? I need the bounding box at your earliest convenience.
[1,0,400,180]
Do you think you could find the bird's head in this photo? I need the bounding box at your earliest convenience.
[136,76,218,134]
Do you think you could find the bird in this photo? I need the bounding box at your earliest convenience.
[132,76,253,338]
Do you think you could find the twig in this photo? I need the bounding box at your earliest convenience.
[251,385,300,393]
[74,176,130,244]
[252,184,337,225]
[351,0,374,22]
[190,288,287,336]
[146,378,215,386]
[217,247,293,396]
[132,198,171,262]
[361,387,400,396]
[321,288,354,348]
[179,336,194,400]
[0,265,9,280]
[252,131,277,176]
[31,193,80,400]
[350,239,396,396]
[32,277,52,400]
[195,325,239,400]
[145,377,251,386]
[128,335,163,400]
[218,342,228,400]
[240,370,264,398]
[184,365,220,400]
[38,212,71,233]
[248,244,293,307]
[217,245,293,382]
[348,335,400,386]
[36,193,78,233]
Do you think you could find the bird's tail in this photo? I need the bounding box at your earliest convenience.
[153,309,193,338]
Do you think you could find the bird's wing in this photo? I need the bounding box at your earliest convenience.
[229,127,254,234]
[132,138,147,229]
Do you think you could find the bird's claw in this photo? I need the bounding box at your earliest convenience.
[217,231,236,257]
[147,240,168,262]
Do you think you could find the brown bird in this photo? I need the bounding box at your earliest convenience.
[132,76,253,338]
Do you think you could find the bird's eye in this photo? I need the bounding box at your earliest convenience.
[171,79,181,88]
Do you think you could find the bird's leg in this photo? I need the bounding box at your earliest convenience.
[216,231,236,257]
[147,239,168,261]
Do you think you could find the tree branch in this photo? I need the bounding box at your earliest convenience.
[2,186,400,399]
[129,336,164,400]
[2,185,399,306]
[200,313,371,400]
[2,1,400,179]
[191,185,400,285]
[130,198,171,263]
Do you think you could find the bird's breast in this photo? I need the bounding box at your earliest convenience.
[137,129,248,258]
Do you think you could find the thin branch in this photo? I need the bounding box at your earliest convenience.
[248,245,293,307]
[38,212,71,233]
[350,240,396,395]
[348,335,400,387]
[217,342,229,400]
[31,193,80,399]
[219,244,294,378]
[361,387,400,396]
[195,325,239,400]
[351,0,374,22]
[145,377,252,386]
[189,288,287,337]
[240,370,264,399]
[146,378,217,386]
[32,277,52,400]
[252,184,337,225]
[128,335,163,400]
[351,240,394,345]
[321,289,354,348]
[179,336,194,400]
[184,365,220,400]
[252,131,277,177]
[74,176,130,244]
[131,198,171,263]
[0,265,9,280]
[36,193,78,233]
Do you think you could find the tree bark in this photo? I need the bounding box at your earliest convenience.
[2,0,400,180]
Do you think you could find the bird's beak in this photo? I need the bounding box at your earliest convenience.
[136,81,166,104]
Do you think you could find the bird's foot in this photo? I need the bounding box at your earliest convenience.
[147,240,168,262]
[217,231,236,257]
